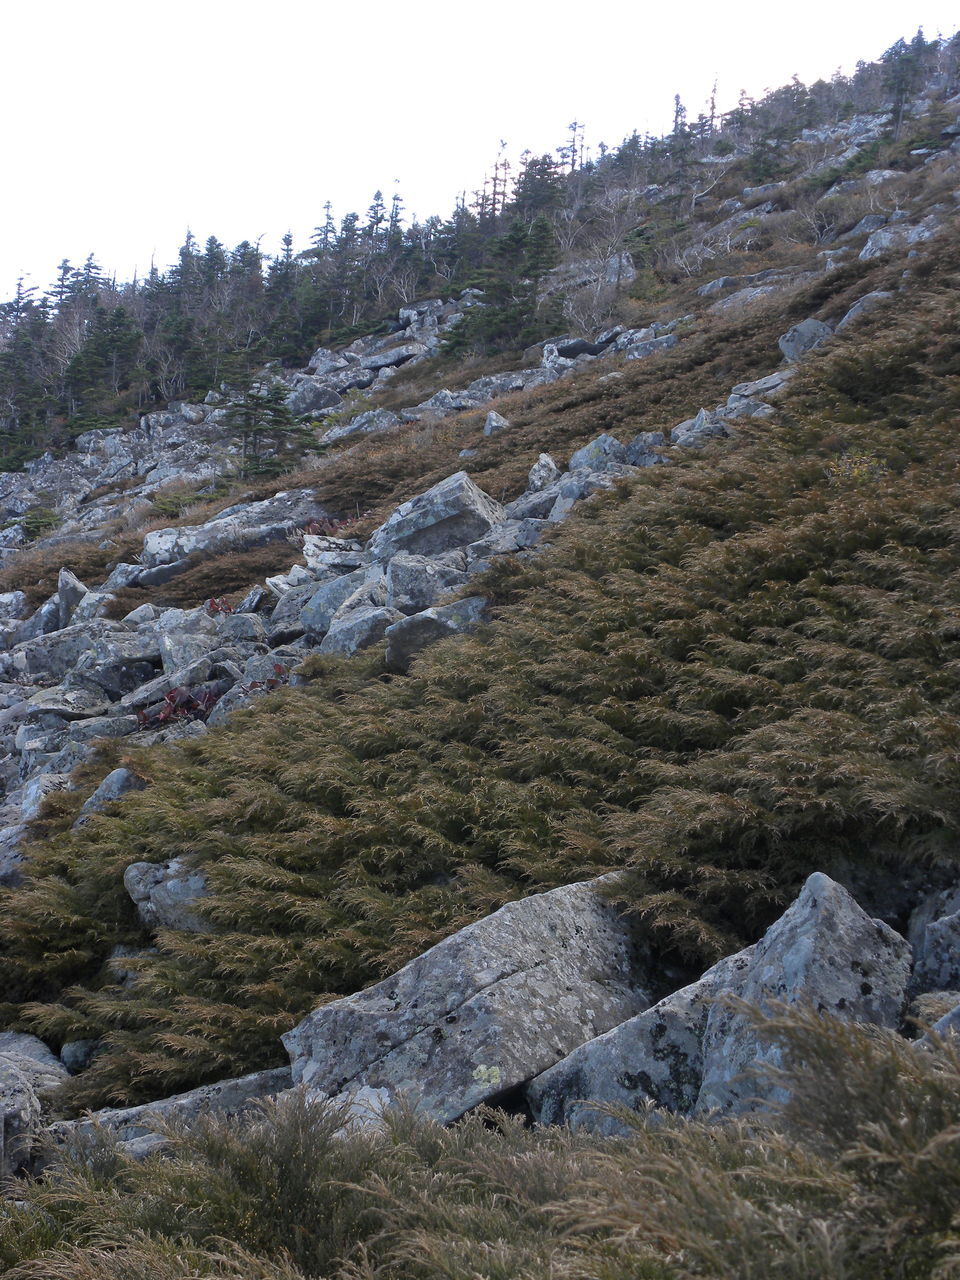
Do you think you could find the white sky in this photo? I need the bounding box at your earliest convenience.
[1,0,957,300]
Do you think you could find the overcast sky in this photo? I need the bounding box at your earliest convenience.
[1,0,957,300]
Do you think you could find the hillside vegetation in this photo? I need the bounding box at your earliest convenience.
[0,226,956,1110]
[1,29,960,1279]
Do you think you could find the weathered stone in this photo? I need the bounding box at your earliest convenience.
[320,409,401,446]
[671,409,727,448]
[465,520,548,569]
[60,1040,100,1074]
[20,772,70,820]
[44,1067,291,1164]
[835,291,894,331]
[385,554,468,615]
[156,607,220,673]
[569,434,627,473]
[282,876,651,1123]
[0,1049,69,1176]
[2,620,127,682]
[483,411,511,436]
[526,949,754,1135]
[548,468,635,522]
[0,1033,61,1070]
[76,768,146,822]
[385,597,488,674]
[71,591,118,623]
[300,569,369,635]
[623,334,679,361]
[778,318,833,363]
[729,369,795,401]
[56,568,88,629]
[141,490,327,568]
[0,823,29,886]
[0,591,29,622]
[625,432,668,465]
[527,454,560,492]
[695,873,911,1116]
[124,857,211,933]
[367,472,506,562]
[66,633,162,698]
[318,606,404,656]
[359,341,428,371]
[23,685,111,720]
[284,377,342,417]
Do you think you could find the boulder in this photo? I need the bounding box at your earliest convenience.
[385,554,469,615]
[282,876,651,1124]
[320,409,401,446]
[2,620,127,682]
[465,520,548,570]
[0,1048,69,1176]
[318,606,404,657]
[623,334,679,361]
[66,633,162,697]
[359,341,429,371]
[284,377,342,417]
[569,434,627,473]
[548,468,635,522]
[0,823,29,886]
[123,857,211,933]
[671,409,727,448]
[778,318,833,363]
[529,874,911,1132]
[56,568,89,629]
[300,569,369,635]
[76,767,146,822]
[44,1067,291,1165]
[526,949,755,1135]
[140,490,327,568]
[526,454,560,492]
[625,431,668,465]
[483,411,511,436]
[835,291,894,332]
[367,472,506,562]
[385,597,488,674]
[695,873,911,1116]
[0,591,29,622]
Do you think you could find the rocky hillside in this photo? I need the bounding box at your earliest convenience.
[1,40,960,1279]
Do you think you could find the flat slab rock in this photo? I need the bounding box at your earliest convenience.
[526,873,911,1131]
[282,875,651,1123]
[43,1067,291,1166]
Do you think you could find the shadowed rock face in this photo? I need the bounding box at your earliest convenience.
[282,876,652,1123]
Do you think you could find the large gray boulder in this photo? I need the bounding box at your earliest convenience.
[526,948,756,1135]
[0,1047,68,1176]
[835,291,894,332]
[123,857,211,933]
[385,597,488,674]
[367,472,505,561]
[1,620,127,682]
[778,318,833,363]
[695,873,911,1116]
[318,606,404,657]
[282,876,651,1124]
[300,569,370,635]
[76,767,146,823]
[141,489,327,568]
[385,554,468,615]
[671,409,727,448]
[56,568,89,629]
[527,874,911,1131]
[568,434,627,473]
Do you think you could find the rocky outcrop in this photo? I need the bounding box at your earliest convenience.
[282,876,651,1124]
[526,874,912,1131]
